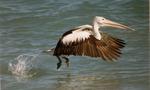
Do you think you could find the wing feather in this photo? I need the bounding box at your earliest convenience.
[54,30,125,61]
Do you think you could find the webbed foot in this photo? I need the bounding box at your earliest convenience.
[62,56,70,67]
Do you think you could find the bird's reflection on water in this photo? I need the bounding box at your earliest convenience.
[51,73,121,90]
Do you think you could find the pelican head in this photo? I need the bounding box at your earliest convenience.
[94,16,135,31]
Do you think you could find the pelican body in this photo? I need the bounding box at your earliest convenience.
[47,16,134,69]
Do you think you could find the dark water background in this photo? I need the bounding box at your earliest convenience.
[0,0,149,90]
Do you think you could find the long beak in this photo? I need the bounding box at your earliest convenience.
[103,19,135,31]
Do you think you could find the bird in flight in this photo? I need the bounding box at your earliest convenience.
[45,16,134,69]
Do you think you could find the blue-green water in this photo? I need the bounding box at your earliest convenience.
[0,0,149,90]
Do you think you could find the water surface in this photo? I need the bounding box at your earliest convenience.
[0,0,149,90]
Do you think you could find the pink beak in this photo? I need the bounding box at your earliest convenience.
[103,19,135,31]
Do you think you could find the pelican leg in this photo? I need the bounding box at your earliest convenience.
[56,56,62,70]
[62,56,70,67]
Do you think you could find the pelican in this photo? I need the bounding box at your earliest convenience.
[46,16,134,69]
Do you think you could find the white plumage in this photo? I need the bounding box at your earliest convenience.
[62,25,94,44]
[62,29,92,44]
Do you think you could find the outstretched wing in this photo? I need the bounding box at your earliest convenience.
[94,32,125,60]
[54,26,125,61]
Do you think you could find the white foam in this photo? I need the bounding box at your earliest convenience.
[8,54,38,79]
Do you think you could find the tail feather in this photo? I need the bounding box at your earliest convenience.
[42,47,55,54]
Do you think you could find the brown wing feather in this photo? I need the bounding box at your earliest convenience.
[94,32,125,60]
[53,32,125,61]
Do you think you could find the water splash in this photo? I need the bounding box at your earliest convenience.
[8,54,38,79]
